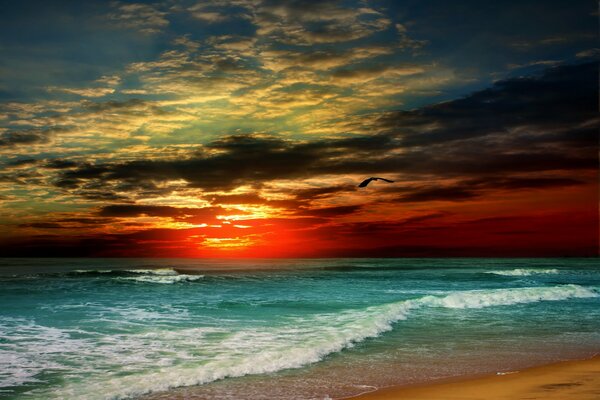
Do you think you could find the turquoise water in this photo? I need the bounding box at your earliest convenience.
[1,258,599,400]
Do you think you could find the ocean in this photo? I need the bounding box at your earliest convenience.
[1,258,599,399]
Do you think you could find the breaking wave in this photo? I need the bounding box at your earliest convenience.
[486,268,560,277]
[70,268,204,284]
[32,284,597,400]
[118,269,204,284]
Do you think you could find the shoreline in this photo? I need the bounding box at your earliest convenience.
[348,355,600,400]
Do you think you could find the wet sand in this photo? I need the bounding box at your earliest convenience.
[350,355,600,400]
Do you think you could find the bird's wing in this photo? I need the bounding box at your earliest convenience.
[371,177,394,183]
[358,178,373,187]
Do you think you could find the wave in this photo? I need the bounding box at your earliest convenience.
[68,268,204,284]
[38,284,597,400]
[486,268,560,277]
[118,269,204,284]
[121,274,204,284]
[418,284,594,308]
[71,268,173,276]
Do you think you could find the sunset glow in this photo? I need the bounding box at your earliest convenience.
[0,1,597,257]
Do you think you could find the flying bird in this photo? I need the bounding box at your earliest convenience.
[358,177,395,188]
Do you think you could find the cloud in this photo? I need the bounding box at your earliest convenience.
[395,23,428,51]
[98,204,244,225]
[252,0,391,45]
[46,86,115,98]
[50,62,597,200]
[44,159,79,169]
[18,222,65,229]
[389,176,585,203]
[1,1,597,258]
[375,61,598,147]
[260,46,394,72]
[0,129,51,147]
[330,64,425,83]
[3,209,596,257]
[0,2,434,153]
[208,193,265,205]
[291,185,356,200]
[576,48,600,58]
[125,45,263,100]
[53,132,396,194]
[99,204,221,218]
[95,75,122,86]
[205,185,357,210]
[108,2,169,35]
[80,98,160,114]
[1,61,594,258]
[296,204,362,217]
[188,3,234,23]
[4,158,39,167]
[398,186,478,202]
[465,176,585,190]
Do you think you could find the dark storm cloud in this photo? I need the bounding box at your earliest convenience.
[399,187,477,202]
[376,61,598,147]
[18,216,117,229]
[464,176,585,190]
[4,158,39,167]
[53,139,596,195]
[78,191,130,202]
[389,176,585,203]
[0,125,75,148]
[99,204,184,217]
[44,159,78,169]
[57,133,397,193]
[296,204,362,217]
[53,62,596,198]
[310,212,450,239]
[56,217,116,225]
[0,170,44,185]
[19,222,65,229]
[291,185,356,200]
[57,164,111,183]
[0,130,50,147]
[511,124,598,148]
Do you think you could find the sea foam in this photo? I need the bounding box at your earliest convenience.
[74,268,204,284]
[37,284,597,400]
[485,268,560,276]
[120,270,204,284]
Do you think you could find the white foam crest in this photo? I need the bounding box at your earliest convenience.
[117,268,203,284]
[122,274,203,284]
[41,284,597,400]
[421,284,595,308]
[124,269,177,276]
[73,268,187,279]
[73,269,115,274]
[485,268,560,276]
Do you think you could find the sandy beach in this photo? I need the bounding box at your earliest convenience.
[351,355,600,400]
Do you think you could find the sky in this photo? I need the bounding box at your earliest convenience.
[0,0,598,257]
